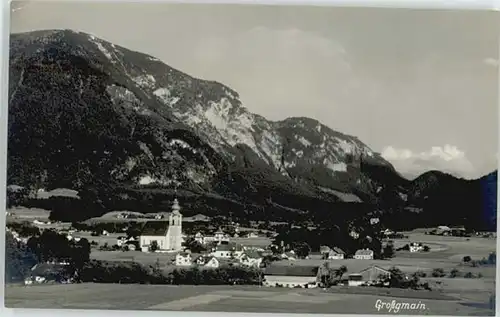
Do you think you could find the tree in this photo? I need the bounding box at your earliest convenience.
[182,237,206,253]
[382,242,395,259]
[319,261,331,287]
[150,241,159,252]
[293,242,311,259]
[488,252,496,265]
[431,268,446,278]
[449,268,460,278]
[334,265,348,282]
[5,232,37,283]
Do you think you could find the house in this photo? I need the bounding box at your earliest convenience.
[139,199,183,252]
[211,243,233,258]
[320,246,331,257]
[239,250,263,268]
[409,242,423,253]
[437,226,451,235]
[382,229,395,237]
[213,228,229,243]
[328,247,345,260]
[347,265,391,286]
[233,244,245,258]
[281,251,297,261]
[194,232,204,244]
[175,252,192,266]
[263,265,320,288]
[370,217,380,225]
[125,241,137,251]
[354,249,374,260]
[117,236,127,247]
[195,255,220,268]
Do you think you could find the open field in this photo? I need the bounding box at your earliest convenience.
[6,207,52,222]
[4,283,494,315]
[228,237,271,248]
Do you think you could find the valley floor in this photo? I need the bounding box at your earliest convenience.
[5,229,496,315]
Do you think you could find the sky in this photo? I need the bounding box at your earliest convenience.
[10,1,500,179]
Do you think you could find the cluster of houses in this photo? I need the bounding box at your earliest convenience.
[174,243,264,269]
[138,199,263,254]
[192,230,260,244]
[17,198,394,289]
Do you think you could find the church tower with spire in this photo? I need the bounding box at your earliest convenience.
[167,198,183,251]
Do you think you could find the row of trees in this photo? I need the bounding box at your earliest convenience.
[79,260,263,285]
[7,222,41,237]
[375,267,432,290]
[5,229,93,283]
[271,225,384,259]
[5,232,38,283]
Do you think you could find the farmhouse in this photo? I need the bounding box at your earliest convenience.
[263,265,320,288]
[409,242,423,253]
[348,265,391,287]
[239,250,263,268]
[211,243,233,258]
[370,217,380,225]
[125,241,137,251]
[320,245,331,256]
[281,251,297,261]
[175,252,192,266]
[139,199,183,252]
[233,244,245,258]
[328,247,346,260]
[195,255,220,268]
[354,249,374,260]
[436,226,451,235]
[214,228,228,242]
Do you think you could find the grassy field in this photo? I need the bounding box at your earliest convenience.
[4,283,494,315]
[6,207,52,222]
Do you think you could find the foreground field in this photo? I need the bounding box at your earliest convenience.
[4,283,494,315]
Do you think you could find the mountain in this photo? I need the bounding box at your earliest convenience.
[8,30,392,196]
[7,29,497,230]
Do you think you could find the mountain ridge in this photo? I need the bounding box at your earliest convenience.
[7,29,497,231]
[8,29,394,194]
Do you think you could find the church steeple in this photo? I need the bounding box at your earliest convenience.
[172,198,181,215]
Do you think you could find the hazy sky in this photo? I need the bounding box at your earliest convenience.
[10,2,500,179]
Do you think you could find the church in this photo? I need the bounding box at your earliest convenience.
[139,198,183,252]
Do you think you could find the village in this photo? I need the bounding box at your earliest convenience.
[6,194,496,297]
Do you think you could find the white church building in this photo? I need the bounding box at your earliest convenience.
[140,198,183,252]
